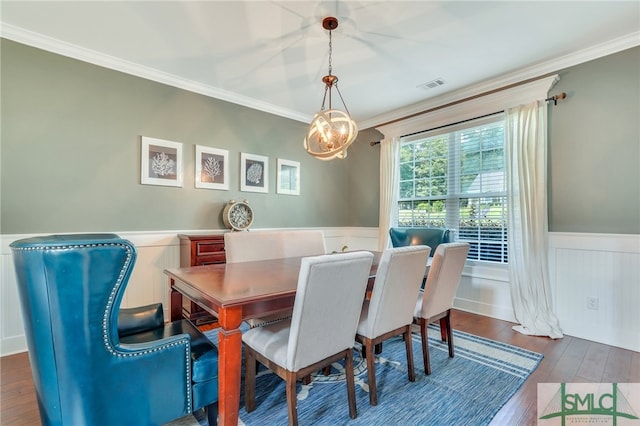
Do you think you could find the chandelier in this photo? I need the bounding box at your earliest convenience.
[304,17,358,161]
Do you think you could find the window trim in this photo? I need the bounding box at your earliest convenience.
[398,114,509,263]
[375,75,559,141]
[376,75,559,253]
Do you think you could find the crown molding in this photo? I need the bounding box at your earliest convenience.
[0,23,312,124]
[2,23,637,129]
[361,31,640,129]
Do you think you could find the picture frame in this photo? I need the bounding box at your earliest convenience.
[276,158,300,195]
[140,136,183,187]
[240,153,268,193]
[195,145,229,190]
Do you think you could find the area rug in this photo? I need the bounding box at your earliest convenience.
[172,324,542,426]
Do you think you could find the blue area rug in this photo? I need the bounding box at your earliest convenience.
[204,325,542,426]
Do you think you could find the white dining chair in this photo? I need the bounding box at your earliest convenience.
[355,245,430,405]
[224,230,326,328]
[223,230,326,263]
[413,242,470,374]
[242,251,374,426]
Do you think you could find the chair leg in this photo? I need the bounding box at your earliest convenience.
[439,317,447,341]
[374,342,383,354]
[444,310,454,358]
[285,370,298,426]
[419,318,431,375]
[403,326,416,382]
[364,338,378,406]
[345,350,358,419]
[245,349,257,412]
[206,402,218,425]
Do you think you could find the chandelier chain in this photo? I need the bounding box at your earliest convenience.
[328,30,333,76]
[334,86,351,116]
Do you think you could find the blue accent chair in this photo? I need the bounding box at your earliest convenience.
[389,227,452,294]
[389,227,451,256]
[10,234,219,426]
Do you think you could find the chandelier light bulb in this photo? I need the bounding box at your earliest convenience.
[304,109,357,160]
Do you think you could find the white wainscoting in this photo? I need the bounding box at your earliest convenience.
[454,233,640,352]
[455,261,514,323]
[0,227,378,356]
[548,232,640,352]
[2,229,637,356]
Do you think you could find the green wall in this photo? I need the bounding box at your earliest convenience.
[1,39,366,233]
[346,127,382,227]
[549,46,639,233]
[1,39,637,235]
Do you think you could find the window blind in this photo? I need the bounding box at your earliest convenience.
[398,114,508,263]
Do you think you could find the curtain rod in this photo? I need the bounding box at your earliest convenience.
[545,92,567,105]
[369,86,567,147]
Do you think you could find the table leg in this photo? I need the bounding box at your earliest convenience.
[217,306,243,426]
[169,278,183,322]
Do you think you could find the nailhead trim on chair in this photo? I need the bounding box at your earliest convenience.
[13,241,194,414]
[101,242,193,413]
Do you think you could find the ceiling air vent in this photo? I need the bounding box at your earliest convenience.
[417,78,445,90]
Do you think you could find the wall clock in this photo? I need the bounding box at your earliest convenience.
[222,200,254,231]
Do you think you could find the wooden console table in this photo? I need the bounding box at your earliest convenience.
[177,233,226,324]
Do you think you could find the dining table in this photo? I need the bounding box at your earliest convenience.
[165,250,429,426]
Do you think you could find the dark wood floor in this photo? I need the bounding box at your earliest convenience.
[2,310,639,425]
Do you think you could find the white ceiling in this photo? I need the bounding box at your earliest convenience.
[1,1,639,129]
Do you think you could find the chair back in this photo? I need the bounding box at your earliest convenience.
[281,229,326,258]
[224,229,326,263]
[419,242,470,319]
[286,251,373,371]
[361,245,431,337]
[389,227,450,256]
[10,234,197,425]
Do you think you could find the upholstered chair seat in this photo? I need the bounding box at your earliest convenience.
[117,302,165,336]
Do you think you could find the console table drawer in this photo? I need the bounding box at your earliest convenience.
[196,241,225,257]
[196,252,226,265]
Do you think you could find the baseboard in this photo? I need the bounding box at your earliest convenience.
[454,298,517,324]
[0,335,27,357]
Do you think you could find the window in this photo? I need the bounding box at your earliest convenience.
[398,114,508,263]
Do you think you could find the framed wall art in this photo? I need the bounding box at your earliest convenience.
[140,136,183,187]
[240,153,268,193]
[195,145,229,190]
[276,158,300,195]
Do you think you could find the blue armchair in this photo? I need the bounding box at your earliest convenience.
[10,233,219,426]
[389,227,451,256]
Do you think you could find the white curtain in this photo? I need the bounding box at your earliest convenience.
[505,100,563,339]
[378,137,400,251]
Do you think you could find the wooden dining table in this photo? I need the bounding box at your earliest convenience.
[165,251,384,426]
